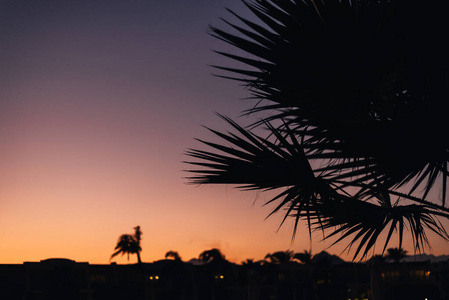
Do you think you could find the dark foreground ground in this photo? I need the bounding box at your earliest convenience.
[1,254,449,300]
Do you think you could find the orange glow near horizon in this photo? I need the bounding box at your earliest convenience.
[1,178,448,265]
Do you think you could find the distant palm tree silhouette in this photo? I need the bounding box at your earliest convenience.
[165,250,182,261]
[110,226,142,264]
[199,248,225,263]
[385,247,408,263]
[186,0,449,260]
[241,258,255,265]
[294,250,313,264]
[264,250,295,263]
[368,254,386,265]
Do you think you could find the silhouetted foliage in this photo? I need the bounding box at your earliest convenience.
[110,226,142,264]
[368,254,386,265]
[241,258,255,265]
[165,250,182,261]
[199,248,226,263]
[385,247,408,263]
[294,250,313,264]
[264,250,295,263]
[311,251,345,267]
[186,0,449,260]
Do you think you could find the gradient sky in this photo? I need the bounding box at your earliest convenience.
[1,0,448,265]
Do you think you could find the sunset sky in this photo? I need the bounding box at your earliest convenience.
[1,0,448,265]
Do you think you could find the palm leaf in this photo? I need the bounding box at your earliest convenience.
[186,0,449,259]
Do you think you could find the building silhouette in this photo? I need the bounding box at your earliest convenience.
[1,254,448,300]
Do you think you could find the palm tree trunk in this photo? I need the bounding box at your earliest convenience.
[136,252,144,300]
[137,252,142,264]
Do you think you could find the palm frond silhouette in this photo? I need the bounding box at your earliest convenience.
[165,250,182,261]
[385,247,408,263]
[199,248,226,263]
[265,250,295,263]
[110,226,143,264]
[186,0,449,260]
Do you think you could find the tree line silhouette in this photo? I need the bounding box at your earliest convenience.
[110,226,409,265]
